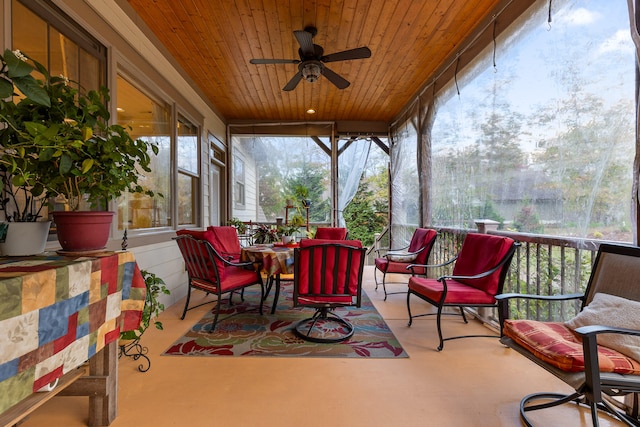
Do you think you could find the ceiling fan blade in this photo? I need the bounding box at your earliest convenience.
[294,30,315,57]
[250,58,300,64]
[321,66,350,89]
[283,72,303,91]
[321,46,371,63]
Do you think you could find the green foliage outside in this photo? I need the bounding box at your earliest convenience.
[343,174,387,247]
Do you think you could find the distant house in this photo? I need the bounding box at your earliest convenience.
[489,170,563,225]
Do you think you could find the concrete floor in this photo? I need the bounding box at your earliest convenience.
[20,267,626,426]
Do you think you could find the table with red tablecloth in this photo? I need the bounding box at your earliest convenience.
[0,251,146,425]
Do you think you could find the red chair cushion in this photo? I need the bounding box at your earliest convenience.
[207,226,242,260]
[374,257,426,275]
[191,266,258,294]
[314,227,348,240]
[297,239,362,303]
[408,276,496,304]
[503,319,640,374]
[452,233,514,295]
[408,228,438,264]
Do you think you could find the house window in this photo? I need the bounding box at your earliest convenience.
[116,75,171,230]
[177,116,199,225]
[10,0,107,233]
[11,0,106,94]
[234,155,246,207]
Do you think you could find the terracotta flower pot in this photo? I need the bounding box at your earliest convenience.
[53,211,115,252]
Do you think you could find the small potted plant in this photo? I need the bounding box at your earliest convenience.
[277,223,300,244]
[252,223,279,244]
[0,49,158,252]
[293,184,311,207]
[0,172,52,255]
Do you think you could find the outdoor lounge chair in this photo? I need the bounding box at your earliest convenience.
[497,243,640,426]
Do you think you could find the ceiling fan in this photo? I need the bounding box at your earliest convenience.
[249,26,371,91]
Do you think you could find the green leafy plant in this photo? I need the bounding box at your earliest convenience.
[277,223,299,237]
[120,270,170,341]
[0,49,158,212]
[252,223,279,244]
[227,217,247,234]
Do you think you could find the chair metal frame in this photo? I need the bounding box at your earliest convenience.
[406,234,519,351]
[174,234,264,332]
[497,243,640,427]
[292,241,366,343]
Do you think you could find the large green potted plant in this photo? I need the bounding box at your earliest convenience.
[0,49,158,252]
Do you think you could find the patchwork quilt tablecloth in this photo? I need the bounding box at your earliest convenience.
[0,251,146,414]
[241,245,295,276]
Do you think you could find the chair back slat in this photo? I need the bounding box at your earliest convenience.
[584,244,640,306]
[294,239,365,306]
[175,234,221,284]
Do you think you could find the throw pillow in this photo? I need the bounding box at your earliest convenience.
[565,292,640,362]
[386,251,417,263]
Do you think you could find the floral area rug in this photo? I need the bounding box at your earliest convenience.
[162,282,408,358]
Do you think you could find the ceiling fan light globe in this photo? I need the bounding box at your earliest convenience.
[302,62,321,82]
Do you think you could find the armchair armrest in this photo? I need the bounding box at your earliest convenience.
[496,292,584,327]
[375,245,409,257]
[406,256,458,275]
[576,324,640,401]
[495,292,584,302]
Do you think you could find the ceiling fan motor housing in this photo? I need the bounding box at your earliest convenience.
[301,61,322,83]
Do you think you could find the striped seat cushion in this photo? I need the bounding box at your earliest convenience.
[503,319,640,374]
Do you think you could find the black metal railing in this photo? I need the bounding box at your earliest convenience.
[369,222,629,325]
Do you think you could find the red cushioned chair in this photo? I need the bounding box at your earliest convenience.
[174,234,264,332]
[292,238,366,343]
[406,233,518,351]
[497,243,640,426]
[314,227,348,240]
[374,228,438,300]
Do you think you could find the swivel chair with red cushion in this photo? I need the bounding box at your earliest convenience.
[292,238,366,343]
[314,227,348,240]
[406,232,518,350]
[374,228,438,300]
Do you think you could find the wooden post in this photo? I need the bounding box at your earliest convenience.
[60,341,118,426]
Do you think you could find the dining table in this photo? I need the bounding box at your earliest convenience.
[0,250,146,426]
[240,243,296,314]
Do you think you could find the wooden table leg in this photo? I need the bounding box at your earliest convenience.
[60,341,118,426]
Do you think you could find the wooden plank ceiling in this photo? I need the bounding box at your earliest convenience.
[125,0,501,124]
